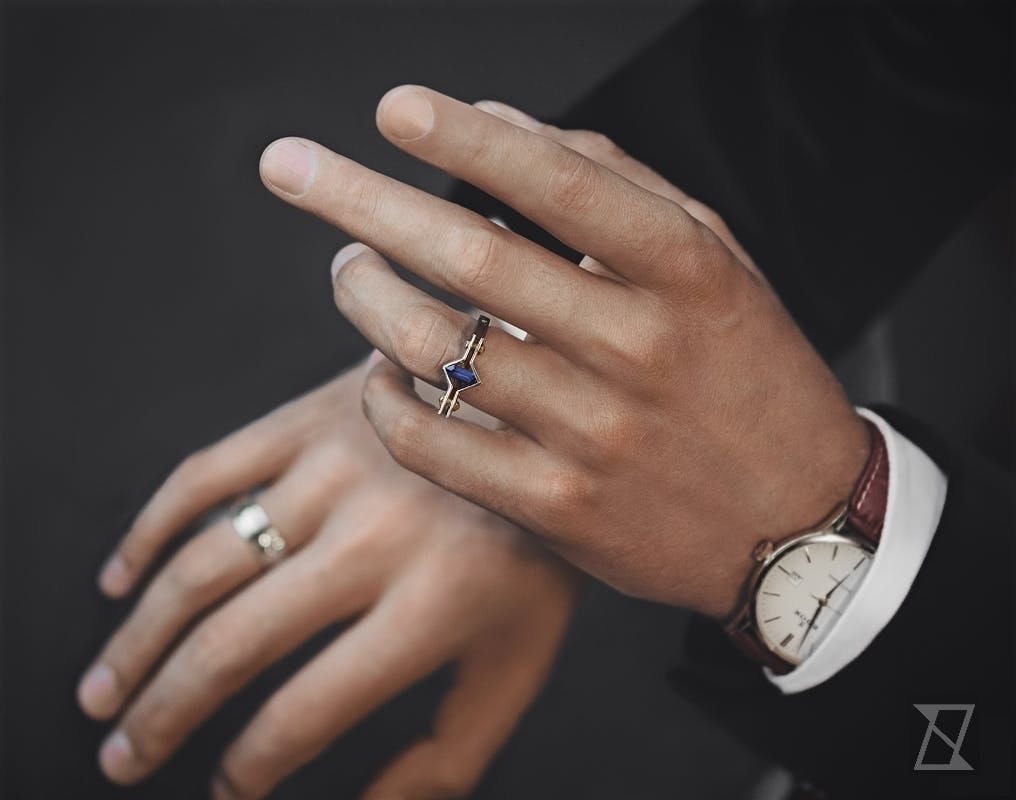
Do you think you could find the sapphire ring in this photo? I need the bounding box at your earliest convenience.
[438,315,490,418]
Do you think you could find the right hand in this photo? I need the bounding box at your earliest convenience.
[78,358,577,799]
[265,89,868,618]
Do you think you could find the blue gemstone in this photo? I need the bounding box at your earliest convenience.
[445,363,478,387]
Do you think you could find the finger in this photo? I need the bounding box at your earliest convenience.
[361,358,555,535]
[360,627,566,799]
[476,102,696,205]
[475,101,762,275]
[94,506,378,786]
[331,243,579,438]
[375,85,721,288]
[100,402,312,597]
[211,579,457,800]
[79,451,341,722]
[259,137,622,356]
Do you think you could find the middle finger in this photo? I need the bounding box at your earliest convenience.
[259,137,629,360]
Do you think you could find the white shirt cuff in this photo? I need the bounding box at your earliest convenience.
[767,408,948,693]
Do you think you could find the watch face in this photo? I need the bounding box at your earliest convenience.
[754,536,873,665]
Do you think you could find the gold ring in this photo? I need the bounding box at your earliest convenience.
[437,315,489,418]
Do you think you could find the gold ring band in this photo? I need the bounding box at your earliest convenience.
[437,315,489,418]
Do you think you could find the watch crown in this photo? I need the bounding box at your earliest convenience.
[752,540,774,562]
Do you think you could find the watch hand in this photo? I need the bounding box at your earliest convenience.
[809,593,843,614]
[798,574,851,653]
[825,572,849,600]
[797,601,823,653]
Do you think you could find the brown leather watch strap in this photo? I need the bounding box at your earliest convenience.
[724,418,889,672]
[726,619,796,675]
[847,420,889,544]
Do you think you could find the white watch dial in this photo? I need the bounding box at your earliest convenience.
[753,537,873,665]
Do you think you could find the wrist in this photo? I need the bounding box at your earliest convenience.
[707,411,872,620]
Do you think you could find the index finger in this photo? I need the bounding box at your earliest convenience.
[259,136,623,356]
[376,85,714,288]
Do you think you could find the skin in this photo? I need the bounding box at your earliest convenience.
[259,86,871,619]
[78,362,576,798]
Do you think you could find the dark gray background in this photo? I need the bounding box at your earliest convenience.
[0,2,775,798]
[3,2,1011,799]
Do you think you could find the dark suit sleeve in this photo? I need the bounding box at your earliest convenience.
[448,0,1011,361]
[668,410,1014,799]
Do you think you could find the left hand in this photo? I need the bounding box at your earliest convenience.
[78,362,575,798]
[259,86,870,618]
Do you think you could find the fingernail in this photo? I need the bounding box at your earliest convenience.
[331,242,368,280]
[366,348,385,367]
[475,100,540,129]
[98,555,130,596]
[78,662,120,717]
[378,86,435,141]
[99,730,136,781]
[260,138,316,196]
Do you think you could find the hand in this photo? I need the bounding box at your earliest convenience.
[258,86,869,619]
[78,360,576,798]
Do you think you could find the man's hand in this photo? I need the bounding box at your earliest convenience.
[78,360,576,798]
[259,86,870,619]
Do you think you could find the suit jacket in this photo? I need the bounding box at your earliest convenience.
[450,1,1013,796]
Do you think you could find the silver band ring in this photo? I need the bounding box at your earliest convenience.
[231,498,287,563]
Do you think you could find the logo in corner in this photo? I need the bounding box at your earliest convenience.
[913,703,975,771]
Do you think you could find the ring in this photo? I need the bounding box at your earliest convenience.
[438,315,490,418]
[230,498,287,562]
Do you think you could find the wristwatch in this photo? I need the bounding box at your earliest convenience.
[724,420,889,674]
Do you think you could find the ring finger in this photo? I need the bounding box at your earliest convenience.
[332,243,585,440]
[94,501,384,785]
[78,453,341,721]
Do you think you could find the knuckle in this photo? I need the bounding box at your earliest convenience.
[383,409,430,468]
[250,700,315,760]
[331,247,374,308]
[584,402,638,457]
[575,130,622,159]
[360,367,393,423]
[213,764,255,800]
[124,698,176,767]
[619,327,670,374]
[169,448,211,492]
[301,447,356,497]
[536,466,595,527]
[430,763,480,798]
[345,172,385,222]
[591,314,669,378]
[162,551,207,600]
[393,303,450,373]
[186,621,245,690]
[545,151,600,215]
[460,127,502,167]
[680,197,727,235]
[675,229,742,303]
[316,526,372,579]
[448,225,501,292]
